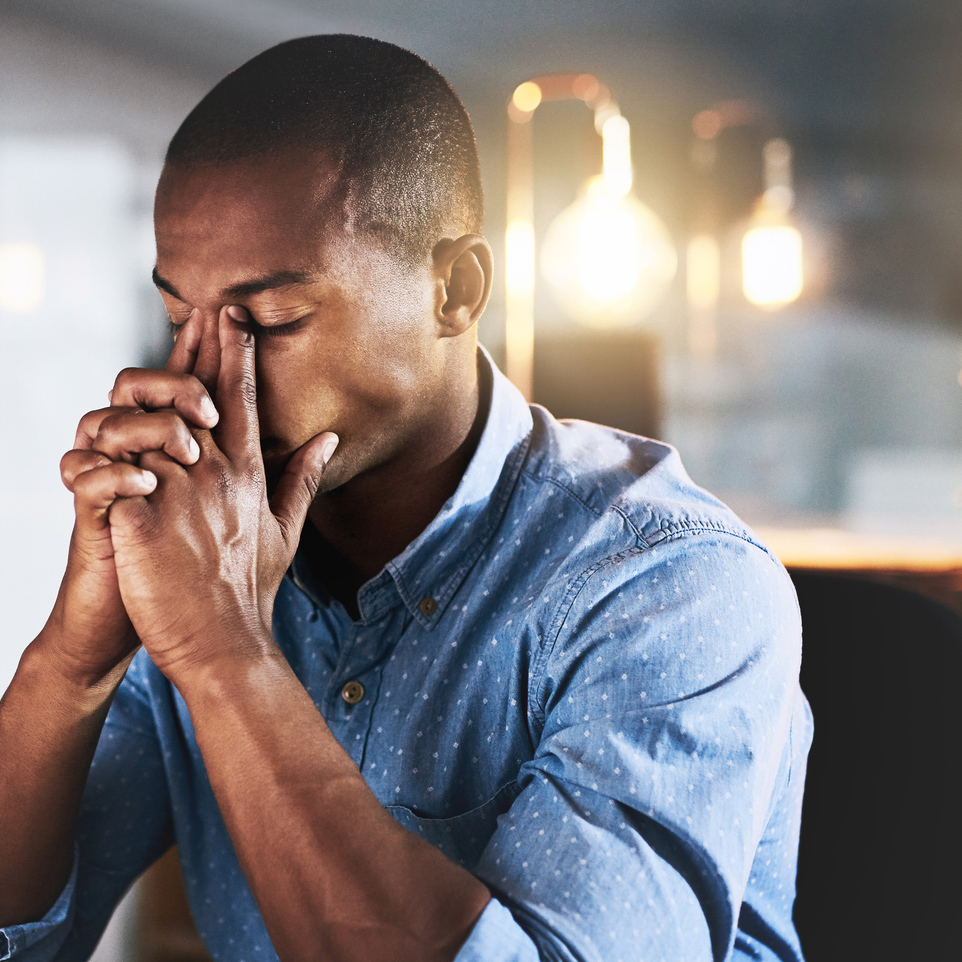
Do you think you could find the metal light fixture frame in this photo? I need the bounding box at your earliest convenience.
[504,74,622,401]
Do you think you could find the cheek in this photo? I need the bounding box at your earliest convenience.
[253,339,421,440]
[253,347,316,435]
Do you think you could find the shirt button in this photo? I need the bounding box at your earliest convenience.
[419,596,437,616]
[341,681,364,704]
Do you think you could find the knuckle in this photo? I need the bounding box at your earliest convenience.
[184,373,206,394]
[93,413,123,446]
[72,467,100,500]
[62,450,109,477]
[158,408,189,436]
[77,409,100,430]
[113,367,141,393]
[75,410,104,447]
[229,373,258,406]
[303,472,320,500]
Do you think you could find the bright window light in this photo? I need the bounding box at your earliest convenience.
[0,243,44,312]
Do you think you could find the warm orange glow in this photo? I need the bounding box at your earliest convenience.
[686,235,720,310]
[693,110,722,140]
[572,74,600,102]
[512,81,542,114]
[757,526,962,574]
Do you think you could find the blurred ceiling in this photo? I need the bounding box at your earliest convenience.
[6,0,962,153]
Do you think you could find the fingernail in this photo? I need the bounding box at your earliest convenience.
[226,305,246,321]
[321,435,339,465]
[139,470,157,491]
[107,390,114,404]
[200,396,218,423]
[188,436,200,462]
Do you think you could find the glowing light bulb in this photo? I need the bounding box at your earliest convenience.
[601,114,632,197]
[541,179,676,327]
[742,222,803,307]
[740,138,804,308]
[0,243,44,312]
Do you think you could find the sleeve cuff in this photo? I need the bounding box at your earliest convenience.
[454,897,541,962]
[0,851,78,961]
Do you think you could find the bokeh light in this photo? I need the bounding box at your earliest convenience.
[742,222,803,307]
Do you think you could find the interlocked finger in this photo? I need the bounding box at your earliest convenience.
[108,368,218,431]
[72,461,157,527]
[61,449,114,493]
[79,408,200,466]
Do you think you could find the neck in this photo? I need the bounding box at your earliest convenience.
[303,354,489,616]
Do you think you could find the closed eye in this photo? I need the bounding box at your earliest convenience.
[253,317,306,338]
[166,316,307,341]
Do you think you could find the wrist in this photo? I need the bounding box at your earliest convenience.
[157,620,282,697]
[33,615,136,692]
[16,632,133,715]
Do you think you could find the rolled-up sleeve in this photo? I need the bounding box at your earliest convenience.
[0,854,78,962]
[460,532,806,961]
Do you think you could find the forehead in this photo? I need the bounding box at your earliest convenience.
[154,153,349,268]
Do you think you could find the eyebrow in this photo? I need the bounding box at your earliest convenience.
[151,266,317,301]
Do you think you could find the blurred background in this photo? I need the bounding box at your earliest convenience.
[2,1,962,957]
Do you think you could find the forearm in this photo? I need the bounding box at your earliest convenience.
[0,630,130,925]
[175,638,491,962]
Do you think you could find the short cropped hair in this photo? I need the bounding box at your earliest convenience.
[165,35,484,263]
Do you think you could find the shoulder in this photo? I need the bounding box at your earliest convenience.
[520,405,771,558]
[501,406,800,679]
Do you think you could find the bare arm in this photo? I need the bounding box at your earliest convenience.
[0,633,132,926]
[178,644,490,962]
[0,326,217,926]
[104,308,490,962]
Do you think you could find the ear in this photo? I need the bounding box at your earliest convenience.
[432,234,493,337]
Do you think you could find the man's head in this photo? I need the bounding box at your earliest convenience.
[153,36,492,496]
[164,34,484,265]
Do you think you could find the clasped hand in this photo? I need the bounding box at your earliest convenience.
[56,306,337,685]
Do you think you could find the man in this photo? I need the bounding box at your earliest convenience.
[0,35,811,962]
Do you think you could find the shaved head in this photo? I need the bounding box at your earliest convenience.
[164,34,484,263]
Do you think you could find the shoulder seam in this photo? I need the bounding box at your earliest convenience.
[529,524,786,724]
[529,543,645,727]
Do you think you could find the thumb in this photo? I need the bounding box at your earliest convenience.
[271,432,339,547]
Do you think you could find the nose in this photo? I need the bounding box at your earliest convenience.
[191,308,223,392]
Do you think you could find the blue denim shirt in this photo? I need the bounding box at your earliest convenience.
[2,349,811,962]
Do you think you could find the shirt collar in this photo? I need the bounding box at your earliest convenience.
[358,345,533,626]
